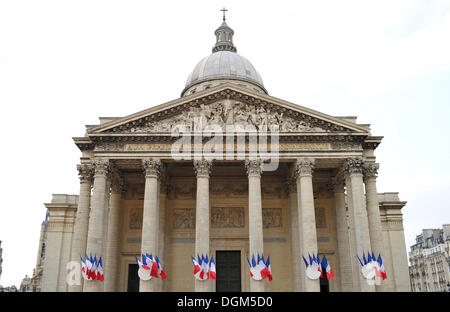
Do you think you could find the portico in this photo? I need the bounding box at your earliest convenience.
[40,15,411,292]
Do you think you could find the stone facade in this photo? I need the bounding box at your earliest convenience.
[35,16,412,292]
[409,225,450,292]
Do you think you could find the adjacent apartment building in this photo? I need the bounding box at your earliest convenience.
[409,224,450,292]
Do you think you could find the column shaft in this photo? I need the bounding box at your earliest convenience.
[295,158,319,292]
[288,179,302,291]
[332,178,353,291]
[68,163,93,292]
[194,160,212,292]
[345,158,374,292]
[84,159,109,292]
[103,179,122,292]
[364,163,386,291]
[140,159,161,292]
[245,159,264,292]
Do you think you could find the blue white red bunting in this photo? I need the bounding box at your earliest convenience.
[80,254,103,281]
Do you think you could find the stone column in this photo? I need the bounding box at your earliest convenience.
[103,175,123,292]
[363,162,386,291]
[332,176,353,292]
[100,177,111,291]
[194,159,212,292]
[295,158,320,292]
[344,158,374,292]
[68,163,94,292]
[84,159,110,292]
[140,158,162,292]
[245,159,265,292]
[287,177,303,291]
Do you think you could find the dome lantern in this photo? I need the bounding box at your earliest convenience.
[212,8,236,53]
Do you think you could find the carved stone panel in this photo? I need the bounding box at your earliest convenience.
[262,182,283,199]
[210,182,247,197]
[168,182,196,200]
[211,207,244,228]
[262,208,282,229]
[173,208,195,229]
[315,207,327,228]
[129,207,143,230]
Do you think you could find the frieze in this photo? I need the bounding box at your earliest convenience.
[261,183,283,199]
[262,208,282,229]
[173,208,195,229]
[168,182,196,199]
[95,143,125,151]
[122,142,331,152]
[210,182,247,197]
[329,142,362,150]
[211,207,245,228]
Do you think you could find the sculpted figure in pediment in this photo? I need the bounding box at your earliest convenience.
[123,100,333,133]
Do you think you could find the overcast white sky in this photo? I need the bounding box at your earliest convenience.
[1,0,449,287]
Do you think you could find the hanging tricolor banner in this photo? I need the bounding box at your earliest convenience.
[136,253,167,281]
[80,254,104,281]
[302,253,322,280]
[357,252,387,281]
[191,254,216,281]
[246,253,272,282]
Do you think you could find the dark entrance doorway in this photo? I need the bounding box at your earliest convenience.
[216,250,241,292]
[127,263,139,292]
[319,266,330,292]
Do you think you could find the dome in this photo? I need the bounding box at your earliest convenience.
[181,15,267,97]
[182,51,265,95]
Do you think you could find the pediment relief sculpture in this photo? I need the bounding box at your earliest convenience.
[106,99,353,134]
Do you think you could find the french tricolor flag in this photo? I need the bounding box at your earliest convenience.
[208,256,216,280]
[155,256,167,280]
[377,254,387,280]
[192,256,201,278]
[141,253,151,271]
[96,256,104,282]
[258,254,268,280]
[266,256,273,282]
[146,254,159,278]
[320,255,335,280]
[85,254,92,280]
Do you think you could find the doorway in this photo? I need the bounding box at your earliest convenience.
[127,263,140,292]
[216,250,241,292]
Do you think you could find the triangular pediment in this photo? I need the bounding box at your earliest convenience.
[87,83,369,135]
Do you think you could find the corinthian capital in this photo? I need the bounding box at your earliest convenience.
[245,159,262,177]
[93,158,110,177]
[344,157,365,175]
[194,159,212,178]
[294,158,315,177]
[364,162,379,180]
[77,163,94,183]
[142,158,162,179]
